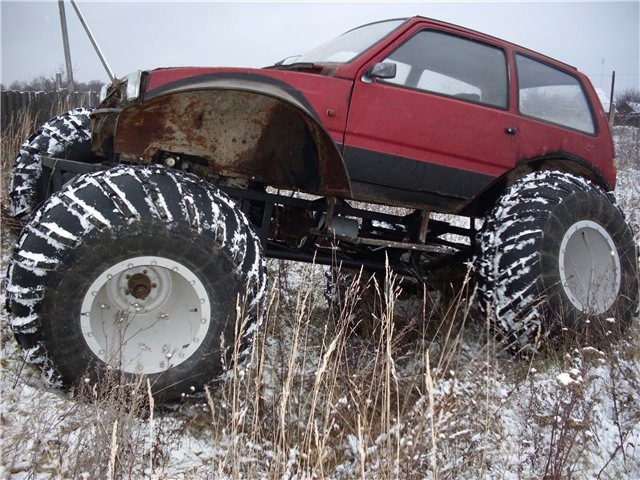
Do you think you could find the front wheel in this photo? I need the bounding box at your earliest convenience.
[8,107,94,223]
[6,165,267,401]
[475,171,638,353]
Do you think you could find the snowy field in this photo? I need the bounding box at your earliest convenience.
[1,127,638,479]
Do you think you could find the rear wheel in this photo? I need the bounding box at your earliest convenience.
[6,165,267,401]
[475,171,638,353]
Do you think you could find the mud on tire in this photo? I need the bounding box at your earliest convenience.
[5,165,267,401]
[475,171,638,354]
[9,107,94,223]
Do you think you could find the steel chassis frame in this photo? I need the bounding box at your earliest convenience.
[41,157,475,281]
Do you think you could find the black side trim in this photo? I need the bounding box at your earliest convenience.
[344,146,494,207]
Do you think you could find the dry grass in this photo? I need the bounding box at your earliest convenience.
[1,255,639,478]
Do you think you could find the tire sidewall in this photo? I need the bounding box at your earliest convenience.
[40,220,243,400]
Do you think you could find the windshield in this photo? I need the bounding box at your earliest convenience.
[284,19,406,65]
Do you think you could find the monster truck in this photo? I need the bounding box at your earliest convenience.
[6,17,638,400]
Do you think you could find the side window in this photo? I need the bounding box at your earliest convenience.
[381,30,508,108]
[516,54,595,134]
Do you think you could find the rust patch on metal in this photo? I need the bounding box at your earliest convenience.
[114,90,350,197]
[127,273,152,300]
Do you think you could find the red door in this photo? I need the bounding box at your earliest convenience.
[343,28,519,211]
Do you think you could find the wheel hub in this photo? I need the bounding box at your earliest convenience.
[128,273,152,300]
[80,256,211,374]
[559,220,621,315]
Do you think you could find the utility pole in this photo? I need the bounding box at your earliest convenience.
[58,0,75,90]
[70,0,115,82]
[609,71,616,127]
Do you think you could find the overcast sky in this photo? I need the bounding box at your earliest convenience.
[1,1,638,94]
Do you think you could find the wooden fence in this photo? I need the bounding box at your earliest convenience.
[1,90,100,132]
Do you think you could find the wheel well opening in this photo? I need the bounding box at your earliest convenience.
[464,157,611,217]
[114,89,350,196]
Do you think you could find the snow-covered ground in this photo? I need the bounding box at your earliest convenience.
[1,128,639,479]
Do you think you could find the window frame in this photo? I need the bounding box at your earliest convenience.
[376,28,511,111]
[514,52,598,136]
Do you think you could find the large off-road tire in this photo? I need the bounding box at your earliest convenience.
[5,165,267,401]
[476,171,638,354]
[8,107,94,223]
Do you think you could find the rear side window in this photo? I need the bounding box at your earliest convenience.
[516,54,595,134]
[381,30,508,108]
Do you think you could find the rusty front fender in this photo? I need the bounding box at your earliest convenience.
[111,79,351,197]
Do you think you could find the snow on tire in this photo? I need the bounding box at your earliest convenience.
[476,170,638,354]
[9,107,94,222]
[5,165,267,401]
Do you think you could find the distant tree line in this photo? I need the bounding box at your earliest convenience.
[2,73,104,93]
[616,88,640,121]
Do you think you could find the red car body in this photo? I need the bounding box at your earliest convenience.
[98,16,614,216]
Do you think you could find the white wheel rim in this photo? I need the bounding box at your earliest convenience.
[80,256,211,374]
[559,220,621,315]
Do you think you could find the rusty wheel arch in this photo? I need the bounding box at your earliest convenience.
[114,75,351,197]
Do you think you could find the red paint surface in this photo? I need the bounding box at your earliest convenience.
[143,16,615,188]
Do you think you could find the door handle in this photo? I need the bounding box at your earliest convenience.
[505,127,517,135]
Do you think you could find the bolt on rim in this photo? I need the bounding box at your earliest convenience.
[80,256,211,374]
[559,220,621,315]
